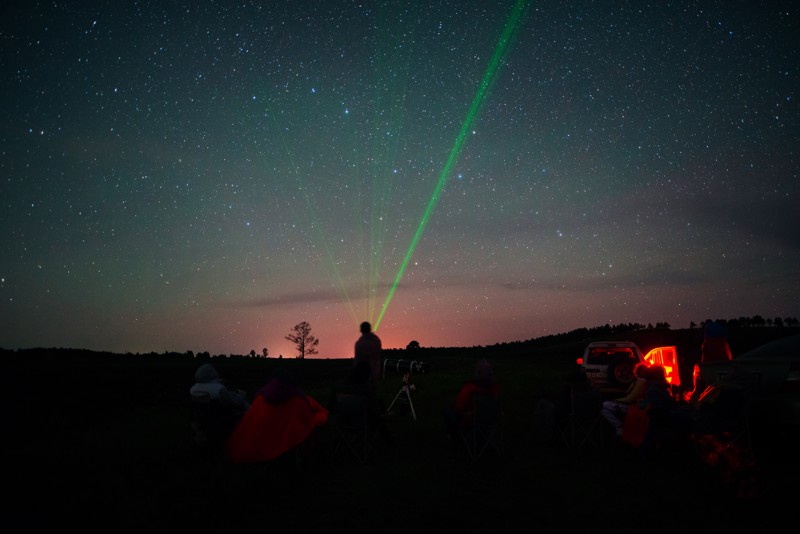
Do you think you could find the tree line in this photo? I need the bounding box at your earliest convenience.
[6,315,795,362]
[234,315,800,360]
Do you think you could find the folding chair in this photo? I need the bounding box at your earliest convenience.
[688,387,758,496]
[189,391,238,455]
[558,385,604,451]
[691,386,754,461]
[461,393,504,462]
[331,393,379,463]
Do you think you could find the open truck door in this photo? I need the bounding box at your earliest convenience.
[643,346,681,387]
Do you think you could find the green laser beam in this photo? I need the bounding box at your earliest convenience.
[374,0,530,331]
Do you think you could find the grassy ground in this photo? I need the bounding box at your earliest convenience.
[4,344,797,533]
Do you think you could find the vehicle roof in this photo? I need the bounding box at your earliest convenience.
[585,341,640,348]
[738,334,800,360]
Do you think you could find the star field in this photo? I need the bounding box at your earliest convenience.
[1,1,798,357]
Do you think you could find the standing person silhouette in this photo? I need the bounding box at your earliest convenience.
[354,321,382,387]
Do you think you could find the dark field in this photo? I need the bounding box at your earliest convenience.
[4,328,798,533]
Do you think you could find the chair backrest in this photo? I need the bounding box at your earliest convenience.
[570,386,603,420]
[335,393,370,430]
[191,391,212,403]
[561,386,604,450]
[473,393,502,428]
[190,391,213,423]
[190,391,238,444]
[460,393,503,461]
[698,385,750,433]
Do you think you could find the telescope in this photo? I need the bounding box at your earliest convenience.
[387,371,418,420]
[384,359,428,421]
[382,358,429,378]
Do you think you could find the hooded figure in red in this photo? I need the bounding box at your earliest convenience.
[227,370,328,463]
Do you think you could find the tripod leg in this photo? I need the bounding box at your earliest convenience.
[387,389,404,415]
[406,390,417,421]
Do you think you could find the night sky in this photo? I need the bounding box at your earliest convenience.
[2,1,798,358]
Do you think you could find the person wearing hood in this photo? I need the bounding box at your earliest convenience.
[443,358,500,439]
[189,363,250,450]
[190,363,250,415]
[226,370,328,463]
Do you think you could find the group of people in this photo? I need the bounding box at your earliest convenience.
[189,320,506,463]
[603,363,682,453]
[190,321,387,463]
[599,361,751,457]
[191,316,752,466]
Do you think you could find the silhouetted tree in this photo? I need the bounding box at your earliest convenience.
[262,347,268,358]
[285,321,319,359]
[406,340,420,350]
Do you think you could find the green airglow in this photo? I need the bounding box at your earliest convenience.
[266,110,361,326]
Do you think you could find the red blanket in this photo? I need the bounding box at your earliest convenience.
[227,394,328,463]
[621,403,650,448]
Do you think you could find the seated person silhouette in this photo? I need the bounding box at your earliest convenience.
[635,365,693,456]
[443,358,500,441]
[601,363,648,438]
[189,363,250,449]
[687,323,733,402]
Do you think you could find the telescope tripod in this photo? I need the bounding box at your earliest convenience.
[387,372,417,421]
